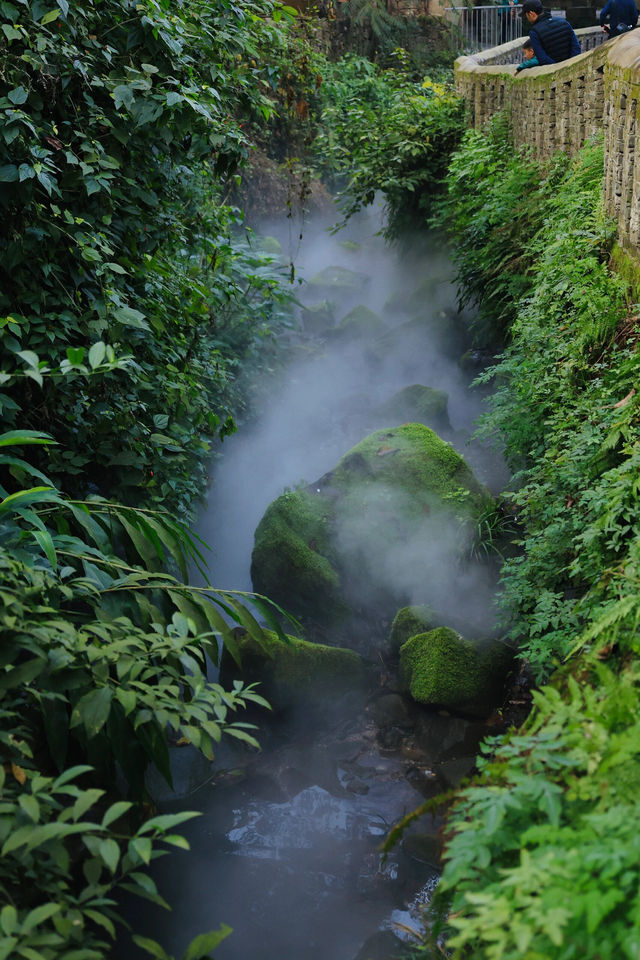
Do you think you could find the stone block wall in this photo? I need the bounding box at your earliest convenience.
[455,30,640,255]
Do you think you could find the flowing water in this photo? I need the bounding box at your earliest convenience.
[127,202,509,960]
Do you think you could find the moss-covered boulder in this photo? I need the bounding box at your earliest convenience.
[307,265,369,295]
[373,384,450,432]
[331,305,383,341]
[259,235,283,255]
[250,490,347,626]
[369,310,466,364]
[301,299,335,335]
[388,604,437,657]
[251,424,492,641]
[221,630,367,711]
[399,627,512,717]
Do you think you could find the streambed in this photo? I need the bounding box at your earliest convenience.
[129,203,509,959]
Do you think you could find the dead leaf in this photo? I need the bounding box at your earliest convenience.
[610,388,636,409]
[11,763,26,785]
[376,445,399,456]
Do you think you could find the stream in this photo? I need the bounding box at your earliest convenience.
[128,201,510,960]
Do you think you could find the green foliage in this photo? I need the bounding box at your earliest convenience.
[424,115,640,960]
[0,428,291,956]
[437,659,640,960]
[313,55,464,237]
[0,3,309,953]
[0,0,297,518]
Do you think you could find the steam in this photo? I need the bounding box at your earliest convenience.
[196,199,508,641]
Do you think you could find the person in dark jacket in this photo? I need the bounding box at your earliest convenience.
[522,0,581,64]
[599,0,638,36]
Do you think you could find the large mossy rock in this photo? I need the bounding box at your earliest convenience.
[250,490,347,625]
[251,424,492,638]
[373,384,450,432]
[399,626,512,717]
[388,604,437,657]
[221,630,367,711]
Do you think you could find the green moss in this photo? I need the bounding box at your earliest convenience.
[389,604,437,655]
[332,424,488,515]
[373,384,450,431]
[259,235,283,255]
[224,630,367,709]
[610,243,640,300]
[250,490,346,623]
[399,628,512,715]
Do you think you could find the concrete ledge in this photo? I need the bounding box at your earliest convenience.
[454,29,640,254]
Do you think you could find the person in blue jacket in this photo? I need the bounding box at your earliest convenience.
[599,0,638,36]
[522,0,581,64]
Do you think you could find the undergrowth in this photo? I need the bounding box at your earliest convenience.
[426,118,640,958]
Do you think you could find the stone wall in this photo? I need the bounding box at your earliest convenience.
[455,30,640,255]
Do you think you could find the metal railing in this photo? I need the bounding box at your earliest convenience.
[444,4,566,52]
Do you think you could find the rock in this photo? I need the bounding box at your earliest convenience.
[307,265,370,295]
[251,489,347,626]
[413,711,477,761]
[372,693,413,730]
[388,605,437,657]
[346,779,370,795]
[402,832,442,870]
[373,384,451,433]
[351,930,413,960]
[301,299,335,335]
[406,274,452,313]
[259,234,283,255]
[221,630,367,713]
[331,305,383,341]
[399,627,513,718]
[438,756,477,789]
[339,239,361,253]
[369,310,466,365]
[251,425,493,645]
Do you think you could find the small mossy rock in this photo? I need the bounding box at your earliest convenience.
[332,304,383,341]
[259,234,283,255]
[250,490,347,624]
[221,630,366,711]
[307,264,369,293]
[373,384,450,432]
[406,274,451,312]
[301,299,335,335]
[399,627,512,717]
[339,239,361,253]
[369,311,465,364]
[388,604,437,657]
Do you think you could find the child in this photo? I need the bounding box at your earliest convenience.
[516,38,540,71]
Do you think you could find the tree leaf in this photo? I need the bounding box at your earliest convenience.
[70,688,113,738]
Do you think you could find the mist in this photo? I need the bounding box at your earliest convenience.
[197,199,508,607]
[126,200,512,960]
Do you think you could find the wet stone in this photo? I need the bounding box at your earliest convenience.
[351,929,413,960]
[371,693,413,731]
[438,755,477,789]
[402,833,443,871]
